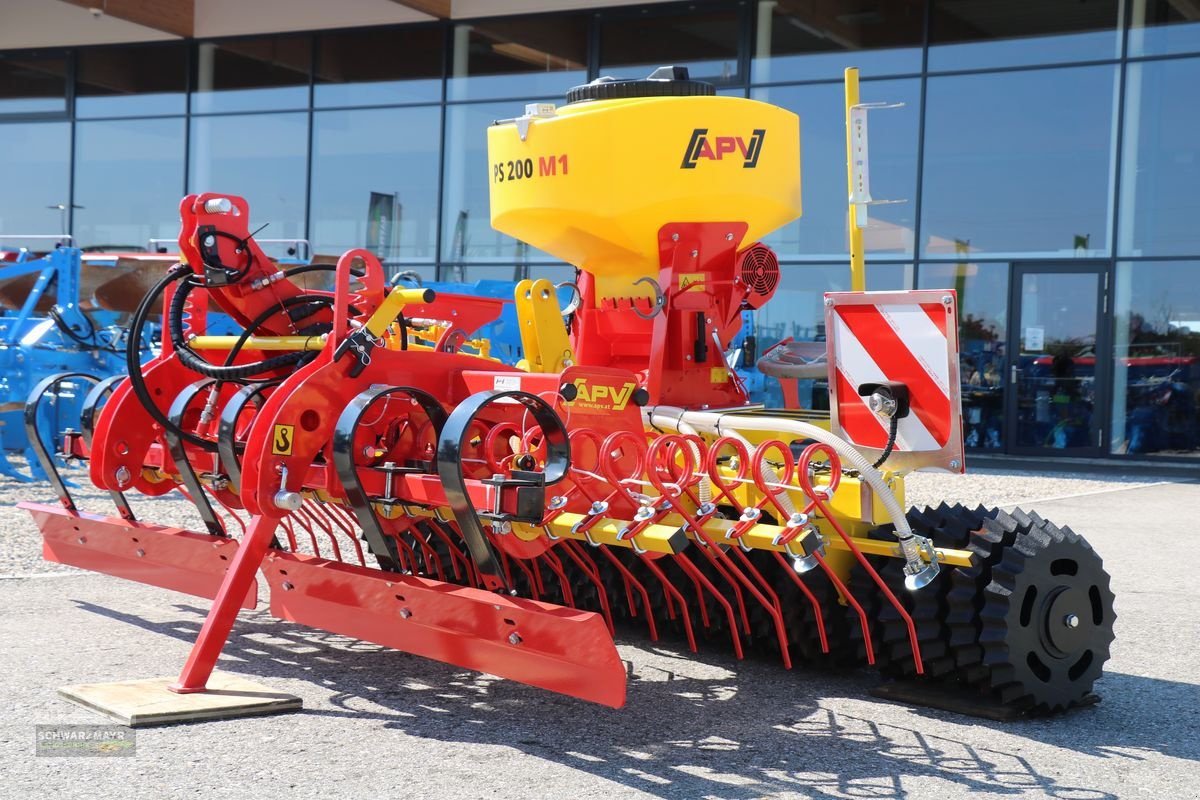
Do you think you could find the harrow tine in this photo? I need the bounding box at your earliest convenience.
[597,547,659,640]
[317,502,367,566]
[674,551,743,659]
[814,551,874,665]
[385,524,420,574]
[497,549,518,589]
[206,488,247,537]
[400,519,446,581]
[422,518,472,584]
[797,444,924,674]
[773,551,829,654]
[503,549,541,600]
[696,527,793,669]
[638,554,696,652]
[560,540,615,635]
[299,504,342,563]
[278,516,299,552]
[537,548,575,607]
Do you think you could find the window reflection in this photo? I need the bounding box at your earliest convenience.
[1130,0,1200,56]
[76,43,187,117]
[0,53,67,115]
[74,119,185,250]
[921,65,1117,258]
[0,122,70,249]
[192,36,311,114]
[1118,58,1200,257]
[448,16,587,102]
[310,107,440,263]
[751,0,924,83]
[600,7,742,84]
[929,0,1120,70]
[316,27,443,107]
[920,262,1008,449]
[1111,262,1200,457]
[442,101,552,262]
[751,79,919,259]
[188,113,308,241]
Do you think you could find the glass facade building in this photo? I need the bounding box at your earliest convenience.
[2,0,1199,462]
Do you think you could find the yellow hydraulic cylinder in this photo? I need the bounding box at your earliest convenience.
[188,335,327,350]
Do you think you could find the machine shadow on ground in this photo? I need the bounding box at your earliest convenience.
[68,599,1169,800]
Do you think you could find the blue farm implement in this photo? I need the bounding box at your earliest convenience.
[0,240,161,481]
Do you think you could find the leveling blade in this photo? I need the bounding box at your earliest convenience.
[23,502,256,608]
[262,551,627,708]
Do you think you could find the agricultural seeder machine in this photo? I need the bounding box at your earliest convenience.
[21,68,1115,717]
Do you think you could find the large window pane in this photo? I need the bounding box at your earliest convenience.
[929,0,1121,71]
[316,27,443,107]
[192,36,311,114]
[188,113,308,241]
[310,107,440,263]
[1110,262,1200,457]
[0,53,67,115]
[76,43,187,117]
[752,79,919,260]
[921,65,1117,258]
[74,119,185,251]
[599,8,742,84]
[0,122,70,249]
[448,16,587,102]
[920,261,1008,450]
[751,0,924,83]
[441,101,552,262]
[1118,58,1200,257]
[1130,0,1200,57]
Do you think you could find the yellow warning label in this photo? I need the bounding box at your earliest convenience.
[678,273,704,291]
[710,367,729,384]
[272,424,295,456]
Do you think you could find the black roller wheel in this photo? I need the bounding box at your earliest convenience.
[977,519,1115,712]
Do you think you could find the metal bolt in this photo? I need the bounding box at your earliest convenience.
[203,235,216,247]
[1064,614,1080,628]
[281,581,294,592]
[399,607,412,619]
[824,297,834,307]
[77,536,86,545]
[671,233,679,241]
[690,249,698,258]
[548,495,567,510]
[942,295,953,306]
[949,459,961,470]
[114,466,131,485]
[135,548,145,558]
[725,233,734,241]
[508,632,523,646]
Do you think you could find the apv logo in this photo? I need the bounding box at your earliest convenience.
[569,378,638,411]
[681,128,766,169]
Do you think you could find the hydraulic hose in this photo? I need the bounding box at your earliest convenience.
[168,276,311,380]
[126,264,216,451]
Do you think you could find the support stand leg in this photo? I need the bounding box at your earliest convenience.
[170,514,279,693]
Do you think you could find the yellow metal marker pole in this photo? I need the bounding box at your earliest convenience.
[844,67,866,292]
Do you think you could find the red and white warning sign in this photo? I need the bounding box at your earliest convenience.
[825,290,965,473]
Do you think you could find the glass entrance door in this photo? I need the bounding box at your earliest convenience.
[1006,265,1109,455]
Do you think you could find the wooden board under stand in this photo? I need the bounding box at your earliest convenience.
[58,672,302,728]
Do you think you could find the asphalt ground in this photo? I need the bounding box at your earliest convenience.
[1,466,1197,800]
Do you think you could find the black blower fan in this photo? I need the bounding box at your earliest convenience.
[738,243,779,309]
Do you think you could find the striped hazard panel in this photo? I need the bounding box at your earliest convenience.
[825,291,965,473]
